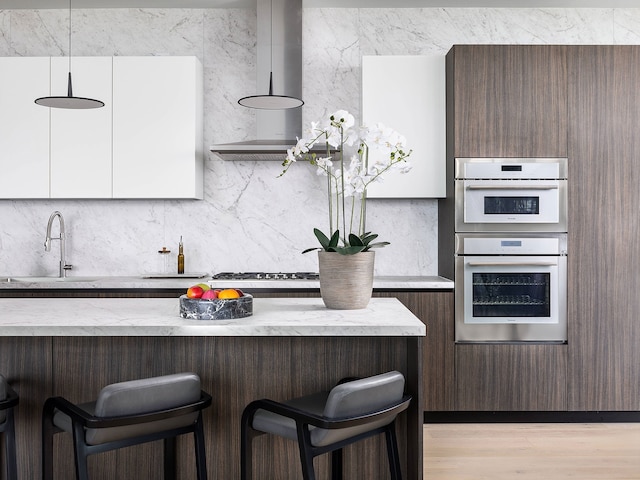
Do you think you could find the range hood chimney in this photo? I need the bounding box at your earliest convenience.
[211,0,307,161]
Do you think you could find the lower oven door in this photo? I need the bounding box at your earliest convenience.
[455,255,567,343]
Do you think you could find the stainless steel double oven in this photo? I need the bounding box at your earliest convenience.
[454,158,568,343]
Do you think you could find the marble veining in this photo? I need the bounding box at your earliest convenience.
[0,297,426,337]
[1,7,639,278]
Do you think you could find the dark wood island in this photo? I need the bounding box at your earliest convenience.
[0,296,425,479]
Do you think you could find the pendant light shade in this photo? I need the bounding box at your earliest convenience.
[35,0,103,109]
[238,0,304,110]
[35,72,104,109]
[238,72,304,109]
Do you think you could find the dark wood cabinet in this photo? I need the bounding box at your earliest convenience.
[0,288,455,417]
[443,44,640,413]
[567,46,640,411]
[374,291,455,411]
[0,337,52,479]
[1,334,415,479]
[447,44,568,158]
[258,290,456,412]
[455,344,567,411]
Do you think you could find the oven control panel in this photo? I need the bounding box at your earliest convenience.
[456,234,567,256]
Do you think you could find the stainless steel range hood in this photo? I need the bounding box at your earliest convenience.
[211,0,307,161]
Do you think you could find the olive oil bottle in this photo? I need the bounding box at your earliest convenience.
[177,236,185,274]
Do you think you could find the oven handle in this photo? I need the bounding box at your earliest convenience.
[468,261,558,267]
[466,185,558,190]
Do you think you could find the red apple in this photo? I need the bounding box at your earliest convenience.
[186,285,204,299]
[201,289,217,300]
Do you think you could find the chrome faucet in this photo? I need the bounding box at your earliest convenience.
[44,211,72,278]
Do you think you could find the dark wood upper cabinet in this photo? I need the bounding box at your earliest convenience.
[448,45,568,158]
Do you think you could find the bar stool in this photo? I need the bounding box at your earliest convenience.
[42,372,211,480]
[241,370,411,480]
[0,374,18,480]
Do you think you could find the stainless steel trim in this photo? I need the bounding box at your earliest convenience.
[455,157,568,179]
[467,261,558,267]
[466,185,559,190]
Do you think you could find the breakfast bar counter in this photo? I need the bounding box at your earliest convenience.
[0,297,426,337]
[0,297,425,479]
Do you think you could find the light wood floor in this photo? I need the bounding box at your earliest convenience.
[424,423,640,479]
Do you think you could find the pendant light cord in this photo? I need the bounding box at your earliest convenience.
[68,0,72,74]
[270,0,273,76]
[34,0,104,108]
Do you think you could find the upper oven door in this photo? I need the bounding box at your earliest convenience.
[455,179,568,232]
[454,157,568,233]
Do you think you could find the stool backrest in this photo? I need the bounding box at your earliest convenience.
[86,372,201,445]
[312,371,405,447]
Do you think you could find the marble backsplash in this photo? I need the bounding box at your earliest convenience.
[0,7,637,277]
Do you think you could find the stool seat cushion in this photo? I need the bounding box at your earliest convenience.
[252,391,329,444]
[52,372,201,445]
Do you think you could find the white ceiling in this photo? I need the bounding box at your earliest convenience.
[2,0,639,8]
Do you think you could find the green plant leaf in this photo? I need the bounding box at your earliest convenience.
[328,230,340,249]
[313,228,331,250]
[361,233,378,246]
[348,233,364,247]
[336,245,367,255]
[366,241,390,249]
[302,247,321,254]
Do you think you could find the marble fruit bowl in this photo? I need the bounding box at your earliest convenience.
[179,291,253,320]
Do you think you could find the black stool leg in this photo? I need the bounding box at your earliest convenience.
[4,410,17,480]
[193,416,208,480]
[42,400,56,480]
[240,409,254,480]
[295,424,316,480]
[385,422,402,480]
[164,436,177,479]
[71,421,90,480]
[330,448,343,480]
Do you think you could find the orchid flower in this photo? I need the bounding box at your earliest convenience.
[280,109,412,255]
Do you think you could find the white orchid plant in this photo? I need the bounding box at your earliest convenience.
[281,109,412,255]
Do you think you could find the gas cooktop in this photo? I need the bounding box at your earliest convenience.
[211,272,319,280]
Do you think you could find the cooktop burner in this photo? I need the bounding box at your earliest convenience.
[211,272,319,280]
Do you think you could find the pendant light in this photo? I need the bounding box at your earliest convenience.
[238,0,304,110]
[35,0,104,109]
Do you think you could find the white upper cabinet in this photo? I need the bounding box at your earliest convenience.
[50,57,113,198]
[0,57,50,199]
[112,56,203,199]
[362,55,446,198]
[0,56,203,200]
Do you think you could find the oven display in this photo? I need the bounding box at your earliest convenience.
[472,272,550,318]
[484,196,540,215]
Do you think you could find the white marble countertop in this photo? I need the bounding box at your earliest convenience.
[0,275,453,290]
[0,297,426,337]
